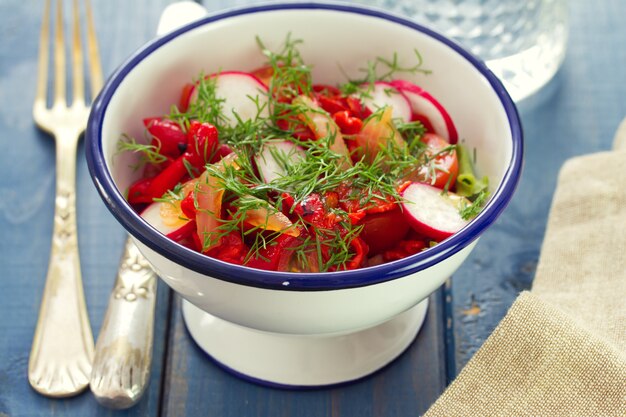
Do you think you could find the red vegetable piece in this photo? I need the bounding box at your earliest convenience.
[245,234,299,271]
[359,209,410,255]
[207,231,248,265]
[276,236,321,273]
[346,96,370,120]
[210,144,234,163]
[275,111,316,141]
[293,193,327,227]
[180,192,196,219]
[279,192,295,215]
[312,84,342,97]
[317,95,348,114]
[145,157,188,200]
[144,117,187,158]
[127,177,154,206]
[383,239,427,262]
[332,111,363,135]
[343,237,368,270]
[186,120,219,168]
[179,83,195,112]
[412,114,435,135]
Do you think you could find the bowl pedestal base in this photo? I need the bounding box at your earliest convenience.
[181,298,429,388]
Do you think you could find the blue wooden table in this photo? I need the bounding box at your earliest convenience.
[1,1,624,416]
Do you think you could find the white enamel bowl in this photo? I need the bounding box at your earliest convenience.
[86,3,522,387]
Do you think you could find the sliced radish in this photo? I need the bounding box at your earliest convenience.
[359,81,412,123]
[187,71,270,127]
[140,202,190,236]
[389,80,458,144]
[255,140,305,183]
[401,182,469,241]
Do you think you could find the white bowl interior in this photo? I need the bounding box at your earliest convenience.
[103,9,512,198]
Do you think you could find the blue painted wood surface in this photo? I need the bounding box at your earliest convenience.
[1,0,625,416]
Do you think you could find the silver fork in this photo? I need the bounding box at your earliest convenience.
[29,0,103,397]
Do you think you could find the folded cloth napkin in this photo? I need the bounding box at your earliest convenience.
[425,119,626,416]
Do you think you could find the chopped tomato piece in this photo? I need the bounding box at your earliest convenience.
[207,231,248,265]
[360,209,410,255]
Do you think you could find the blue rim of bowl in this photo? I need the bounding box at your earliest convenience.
[86,2,523,292]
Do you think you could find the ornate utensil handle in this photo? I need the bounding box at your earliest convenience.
[90,238,157,409]
[29,135,95,397]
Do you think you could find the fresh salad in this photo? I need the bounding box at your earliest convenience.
[119,37,488,273]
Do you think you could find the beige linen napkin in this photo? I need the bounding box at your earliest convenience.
[425,120,626,416]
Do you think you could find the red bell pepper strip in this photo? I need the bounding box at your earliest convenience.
[180,192,196,219]
[332,111,363,135]
[144,157,188,200]
[127,177,154,206]
[144,117,187,158]
[186,120,219,167]
[245,234,300,271]
[317,95,348,115]
[343,237,368,270]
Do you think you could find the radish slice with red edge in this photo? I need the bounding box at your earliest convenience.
[140,202,190,236]
[401,182,469,241]
[359,81,412,123]
[389,80,458,144]
[187,71,269,127]
[255,140,306,183]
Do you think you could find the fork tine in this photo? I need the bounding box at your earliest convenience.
[34,0,51,112]
[85,0,103,98]
[53,0,66,106]
[71,0,85,106]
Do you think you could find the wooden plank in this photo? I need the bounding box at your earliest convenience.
[449,0,626,371]
[0,1,174,416]
[161,290,447,417]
